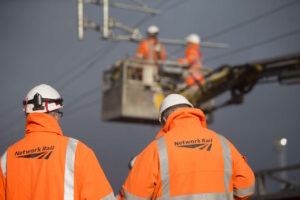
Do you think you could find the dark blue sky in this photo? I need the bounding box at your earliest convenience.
[1,0,300,192]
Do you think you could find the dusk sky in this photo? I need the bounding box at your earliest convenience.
[1,0,300,192]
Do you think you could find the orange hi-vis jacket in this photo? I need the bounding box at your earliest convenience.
[135,37,166,61]
[119,108,255,200]
[178,44,204,86]
[0,113,115,200]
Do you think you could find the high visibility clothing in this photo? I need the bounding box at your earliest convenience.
[0,113,114,200]
[178,43,204,86]
[119,108,255,200]
[135,37,166,61]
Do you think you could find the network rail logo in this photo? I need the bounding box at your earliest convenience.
[174,138,213,151]
[15,146,55,160]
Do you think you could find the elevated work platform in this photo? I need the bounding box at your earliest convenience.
[102,54,300,124]
[102,59,189,124]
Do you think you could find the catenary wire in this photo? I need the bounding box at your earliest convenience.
[0,44,112,135]
[57,43,119,90]
[168,0,300,58]
[67,98,101,116]
[64,86,101,111]
[52,45,111,86]
[0,0,165,141]
[204,29,300,63]
[203,0,300,41]
[0,46,108,119]
[163,0,190,11]
[134,0,170,28]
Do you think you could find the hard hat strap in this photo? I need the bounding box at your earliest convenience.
[23,98,63,106]
[45,98,49,112]
[24,97,28,113]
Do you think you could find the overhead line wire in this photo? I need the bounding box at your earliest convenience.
[57,43,119,90]
[163,0,190,11]
[52,45,110,86]
[204,29,300,63]
[0,45,110,135]
[61,0,173,115]
[68,98,101,116]
[134,0,170,28]
[203,0,300,40]
[64,86,101,111]
[57,1,172,105]
[168,0,300,59]
[0,43,85,118]
[0,0,182,134]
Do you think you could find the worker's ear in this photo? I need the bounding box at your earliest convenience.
[162,116,167,126]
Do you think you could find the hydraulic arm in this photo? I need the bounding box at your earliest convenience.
[183,54,300,112]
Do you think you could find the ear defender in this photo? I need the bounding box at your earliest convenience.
[32,93,45,111]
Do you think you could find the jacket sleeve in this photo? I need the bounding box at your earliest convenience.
[160,44,166,60]
[75,142,115,200]
[135,41,146,59]
[229,142,255,199]
[119,141,160,199]
[0,154,6,200]
[186,48,199,65]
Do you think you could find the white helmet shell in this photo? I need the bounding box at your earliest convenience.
[159,94,193,123]
[185,33,201,44]
[23,84,63,113]
[147,25,159,35]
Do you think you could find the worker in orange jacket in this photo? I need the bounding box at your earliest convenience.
[178,33,205,87]
[118,94,255,200]
[0,84,115,200]
[135,25,167,61]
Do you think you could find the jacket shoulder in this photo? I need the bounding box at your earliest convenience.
[134,139,159,166]
[69,138,94,154]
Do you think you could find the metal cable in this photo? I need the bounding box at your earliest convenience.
[203,0,300,40]
[52,45,110,86]
[134,0,169,28]
[204,29,300,63]
[168,0,300,58]
[57,43,119,90]
[163,0,190,11]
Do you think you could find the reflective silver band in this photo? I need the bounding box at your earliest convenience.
[1,150,7,178]
[234,184,255,197]
[156,134,233,200]
[157,192,233,200]
[102,192,117,200]
[64,137,78,200]
[156,136,170,198]
[124,189,151,200]
[217,134,232,192]
[148,41,154,61]
[136,54,143,59]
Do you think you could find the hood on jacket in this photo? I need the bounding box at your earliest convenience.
[156,107,207,139]
[25,113,63,136]
[187,43,200,51]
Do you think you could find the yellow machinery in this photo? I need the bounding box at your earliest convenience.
[102,54,300,124]
[102,59,205,124]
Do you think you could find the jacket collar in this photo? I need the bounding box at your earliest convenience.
[25,113,63,136]
[147,37,158,44]
[155,108,207,139]
[187,43,199,50]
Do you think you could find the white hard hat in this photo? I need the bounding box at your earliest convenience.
[159,94,193,123]
[23,84,63,113]
[147,25,159,35]
[185,33,201,44]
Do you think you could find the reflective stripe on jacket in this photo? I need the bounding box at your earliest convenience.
[0,113,114,200]
[119,108,255,200]
[135,38,166,61]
